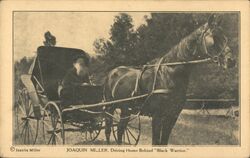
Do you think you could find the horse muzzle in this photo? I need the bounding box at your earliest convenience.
[226,58,236,69]
[221,57,236,69]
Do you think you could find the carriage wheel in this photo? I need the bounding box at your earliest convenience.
[41,102,65,145]
[81,116,103,142]
[15,88,39,145]
[112,108,141,145]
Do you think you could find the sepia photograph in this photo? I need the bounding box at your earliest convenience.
[13,11,239,146]
[0,1,249,157]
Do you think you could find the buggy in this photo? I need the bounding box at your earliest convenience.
[14,46,141,145]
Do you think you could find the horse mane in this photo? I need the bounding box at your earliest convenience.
[147,23,208,65]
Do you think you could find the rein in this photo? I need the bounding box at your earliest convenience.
[143,58,211,67]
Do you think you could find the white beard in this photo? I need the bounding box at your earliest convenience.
[75,64,88,78]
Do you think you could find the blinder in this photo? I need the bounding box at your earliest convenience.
[200,26,228,65]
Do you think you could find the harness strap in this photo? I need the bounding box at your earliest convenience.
[131,71,141,97]
[111,73,128,98]
[152,57,164,92]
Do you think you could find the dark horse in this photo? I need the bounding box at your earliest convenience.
[104,14,236,145]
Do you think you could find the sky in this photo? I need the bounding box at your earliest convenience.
[14,12,150,61]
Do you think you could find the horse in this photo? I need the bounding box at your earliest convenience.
[103,14,236,145]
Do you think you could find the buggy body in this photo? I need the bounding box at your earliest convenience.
[15,46,141,145]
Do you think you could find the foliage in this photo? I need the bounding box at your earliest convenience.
[93,13,139,68]
[93,13,239,100]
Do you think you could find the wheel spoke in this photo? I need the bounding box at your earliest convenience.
[127,128,137,142]
[54,115,59,127]
[23,124,27,144]
[15,89,39,145]
[18,104,26,116]
[48,135,53,144]
[19,120,26,127]
[28,120,37,133]
[28,110,35,118]
[125,129,131,144]
[27,125,30,144]
[26,101,31,116]
[20,123,26,138]
[28,123,34,144]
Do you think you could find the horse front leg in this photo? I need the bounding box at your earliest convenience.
[152,113,162,145]
[160,109,182,145]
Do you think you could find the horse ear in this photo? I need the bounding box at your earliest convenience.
[208,14,222,28]
[216,14,223,26]
[208,14,216,27]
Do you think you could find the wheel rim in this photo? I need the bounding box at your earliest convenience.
[41,102,64,145]
[112,108,141,145]
[15,89,38,145]
[81,117,103,142]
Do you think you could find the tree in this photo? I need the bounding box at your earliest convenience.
[93,13,138,68]
[43,31,56,47]
[93,38,112,56]
[135,13,200,64]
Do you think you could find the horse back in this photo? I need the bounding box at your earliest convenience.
[103,66,140,101]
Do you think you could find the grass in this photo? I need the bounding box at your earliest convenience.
[14,110,239,145]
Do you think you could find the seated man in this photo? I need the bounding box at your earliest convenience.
[62,55,90,88]
[60,55,91,109]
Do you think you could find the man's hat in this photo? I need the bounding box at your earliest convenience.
[73,54,90,66]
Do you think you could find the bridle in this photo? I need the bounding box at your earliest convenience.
[200,26,228,64]
[141,25,229,69]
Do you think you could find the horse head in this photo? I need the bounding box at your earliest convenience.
[199,14,236,69]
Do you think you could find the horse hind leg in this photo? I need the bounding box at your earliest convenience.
[117,106,129,145]
[105,107,114,145]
